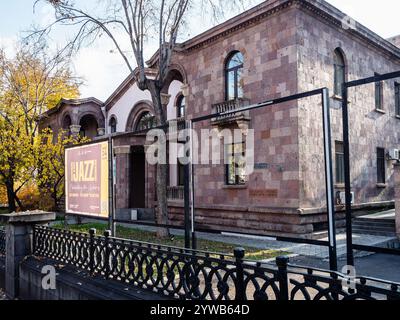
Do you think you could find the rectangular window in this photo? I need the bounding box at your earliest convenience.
[225,142,246,185]
[395,82,400,116]
[335,141,345,184]
[377,147,386,184]
[177,163,185,187]
[375,73,383,110]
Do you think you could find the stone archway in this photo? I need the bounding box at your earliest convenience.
[61,114,72,131]
[125,100,154,132]
[79,114,99,139]
[161,64,188,94]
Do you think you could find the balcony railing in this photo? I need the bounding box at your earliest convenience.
[211,98,251,125]
[167,186,184,200]
[167,118,186,134]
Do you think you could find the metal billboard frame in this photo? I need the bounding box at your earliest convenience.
[64,137,116,236]
[342,70,400,267]
[188,87,338,271]
[62,87,340,271]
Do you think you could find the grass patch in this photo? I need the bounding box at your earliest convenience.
[53,222,288,261]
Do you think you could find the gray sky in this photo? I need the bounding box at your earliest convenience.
[0,0,399,101]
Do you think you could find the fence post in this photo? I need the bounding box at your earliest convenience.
[3,212,56,300]
[104,230,111,279]
[394,163,400,239]
[89,228,96,275]
[276,256,289,301]
[234,247,246,301]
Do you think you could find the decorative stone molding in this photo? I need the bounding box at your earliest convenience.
[69,125,81,136]
[114,146,132,155]
[97,128,106,136]
[181,84,190,97]
[160,93,171,106]
[237,120,250,136]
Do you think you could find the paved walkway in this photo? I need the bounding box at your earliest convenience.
[357,209,395,220]
[114,221,396,260]
[290,254,400,283]
[76,211,397,262]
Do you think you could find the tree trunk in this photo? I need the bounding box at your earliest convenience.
[14,194,24,212]
[148,80,170,239]
[5,179,16,213]
[156,163,170,238]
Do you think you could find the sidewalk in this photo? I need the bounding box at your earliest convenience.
[115,221,396,260]
[290,254,400,283]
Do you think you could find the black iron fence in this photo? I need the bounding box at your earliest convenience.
[33,226,400,301]
[0,227,5,255]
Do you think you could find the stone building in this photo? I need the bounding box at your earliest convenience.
[39,0,400,237]
[39,97,106,139]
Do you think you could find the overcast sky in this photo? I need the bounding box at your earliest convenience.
[0,0,399,101]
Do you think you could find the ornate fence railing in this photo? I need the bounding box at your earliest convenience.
[32,225,400,301]
[0,227,5,256]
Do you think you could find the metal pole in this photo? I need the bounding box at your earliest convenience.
[183,121,191,249]
[342,85,354,267]
[322,88,338,271]
[188,120,197,250]
[108,136,116,237]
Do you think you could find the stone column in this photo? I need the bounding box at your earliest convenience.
[4,211,56,299]
[97,128,106,136]
[69,125,81,138]
[394,164,400,239]
[181,84,190,97]
[160,93,171,107]
[114,146,132,211]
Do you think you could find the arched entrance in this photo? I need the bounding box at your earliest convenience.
[79,114,99,139]
[130,146,146,209]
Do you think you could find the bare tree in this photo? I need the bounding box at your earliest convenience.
[33,0,251,237]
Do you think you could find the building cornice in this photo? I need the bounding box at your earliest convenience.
[299,0,400,62]
[178,0,400,62]
[39,97,104,120]
[180,0,293,52]
[104,0,400,114]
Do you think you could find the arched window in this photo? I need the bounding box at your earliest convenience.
[135,111,156,131]
[62,115,72,136]
[225,51,244,101]
[109,117,117,134]
[334,49,346,97]
[176,95,186,118]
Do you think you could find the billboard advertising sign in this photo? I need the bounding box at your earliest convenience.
[65,141,109,218]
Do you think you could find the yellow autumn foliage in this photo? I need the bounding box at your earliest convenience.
[35,128,89,211]
[0,43,81,211]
